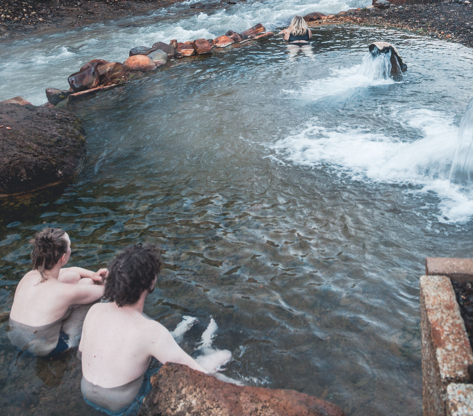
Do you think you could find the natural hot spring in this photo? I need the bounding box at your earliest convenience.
[2,1,473,414]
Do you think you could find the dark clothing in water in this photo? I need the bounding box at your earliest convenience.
[8,309,72,356]
[288,29,311,44]
[81,368,158,416]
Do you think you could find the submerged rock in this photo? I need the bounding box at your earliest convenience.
[148,50,168,64]
[194,38,213,54]
[124,55,156,72]
[129,46,152,57]
[177,42,195,56]
[213,35,234,48]
[241,23,265,39]
[68,66,100,92]
[0,103,86,196]
[304,12,325,21]
[45,88,71,105]
[138,363,347,416]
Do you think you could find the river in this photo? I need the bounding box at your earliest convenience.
[2,0,473,415]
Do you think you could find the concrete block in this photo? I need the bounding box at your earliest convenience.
[426,258,473,282]
[421,275,473,416]
[447,384,473,415]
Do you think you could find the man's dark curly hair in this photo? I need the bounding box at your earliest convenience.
[104,244,163,307]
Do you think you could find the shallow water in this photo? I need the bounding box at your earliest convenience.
[2,0,473,415]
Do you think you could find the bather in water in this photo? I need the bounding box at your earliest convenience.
[279,15,314,58]
[8,228,107,356]
[79,244,231,415]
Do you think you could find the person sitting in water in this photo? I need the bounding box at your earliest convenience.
[279,15,312,45]
[8,228,108,357]
[79,244,231,415]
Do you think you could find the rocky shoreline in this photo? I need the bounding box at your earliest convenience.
[309,0,473,48]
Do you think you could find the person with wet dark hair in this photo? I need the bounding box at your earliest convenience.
[8,228,108,356]
[79,244,231,415]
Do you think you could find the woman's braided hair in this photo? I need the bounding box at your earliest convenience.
[104,244,163,307]
[30,228,68,273]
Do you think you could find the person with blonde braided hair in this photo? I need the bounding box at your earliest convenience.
[8,228,108,356]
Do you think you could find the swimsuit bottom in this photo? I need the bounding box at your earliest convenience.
[81,368,159,416]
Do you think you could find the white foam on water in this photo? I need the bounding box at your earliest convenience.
[196,317,218,349]
[284,52,396,100]
[171,315,199,342]
[273,109,473,223]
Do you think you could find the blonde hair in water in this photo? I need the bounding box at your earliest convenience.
[287,15,309,36]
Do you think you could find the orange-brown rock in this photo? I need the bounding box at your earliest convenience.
[80,59,109,72]
[193,38,212,54]
[304,12,325,21]
[68,66,100,92]
[169,39,178,49]
[213,35,234,48]
[230,33,243,43]
[138,363,347,416]
[253,31,274,41]
[123,55,156,72]
[0,96,32,106]
[177,42,195,56]
[96,62,126,84]
[241,23,265,39]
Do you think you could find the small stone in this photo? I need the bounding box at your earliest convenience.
[123,55,156,72]
[0,96,32,106]
[129,46,152,57]
[151,42,176,58]
[373,0,390,9]
[230,32,243,42]
[253,31,274,41]
[177,42,195,56]
[80,59,108,72]
[303,12,325,21]
[68,66,100,92]
[169,39,178,49]
[148,50,168,63]
[193,38,212,54]
[241,23,265,39]
[45,88,71,105]
[213,35,234,48]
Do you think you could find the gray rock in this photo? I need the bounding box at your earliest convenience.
[147,50,168,63]
[374,0,390,9]
[129,46,152,57]
[45,88,71,106]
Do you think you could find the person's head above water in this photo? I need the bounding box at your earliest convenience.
[287,15,308,36]
[30,228,71,273]
[104,244,163,307]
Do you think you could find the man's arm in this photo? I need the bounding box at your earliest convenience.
[148,321,208,373]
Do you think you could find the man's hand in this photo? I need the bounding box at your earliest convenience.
[92,268,109,284]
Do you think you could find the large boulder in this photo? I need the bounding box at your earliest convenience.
[138,363,347,416]
[151,42,176,58]
[177,42,195,56]
[124,55,156,72]
[68,66,100,92]
[304,12,325,21]
[213,35,234,48]
[194,38,212,54]
[0,103,86,196]
[241,23,265,39]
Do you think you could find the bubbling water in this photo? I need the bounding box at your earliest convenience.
[450,98,473,186]
[360,49,395,80]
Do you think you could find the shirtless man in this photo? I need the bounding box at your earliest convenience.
[79,244,231,414]
[9,228,107,356]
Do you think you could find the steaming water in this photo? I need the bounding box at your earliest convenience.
[2,0,473,415]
